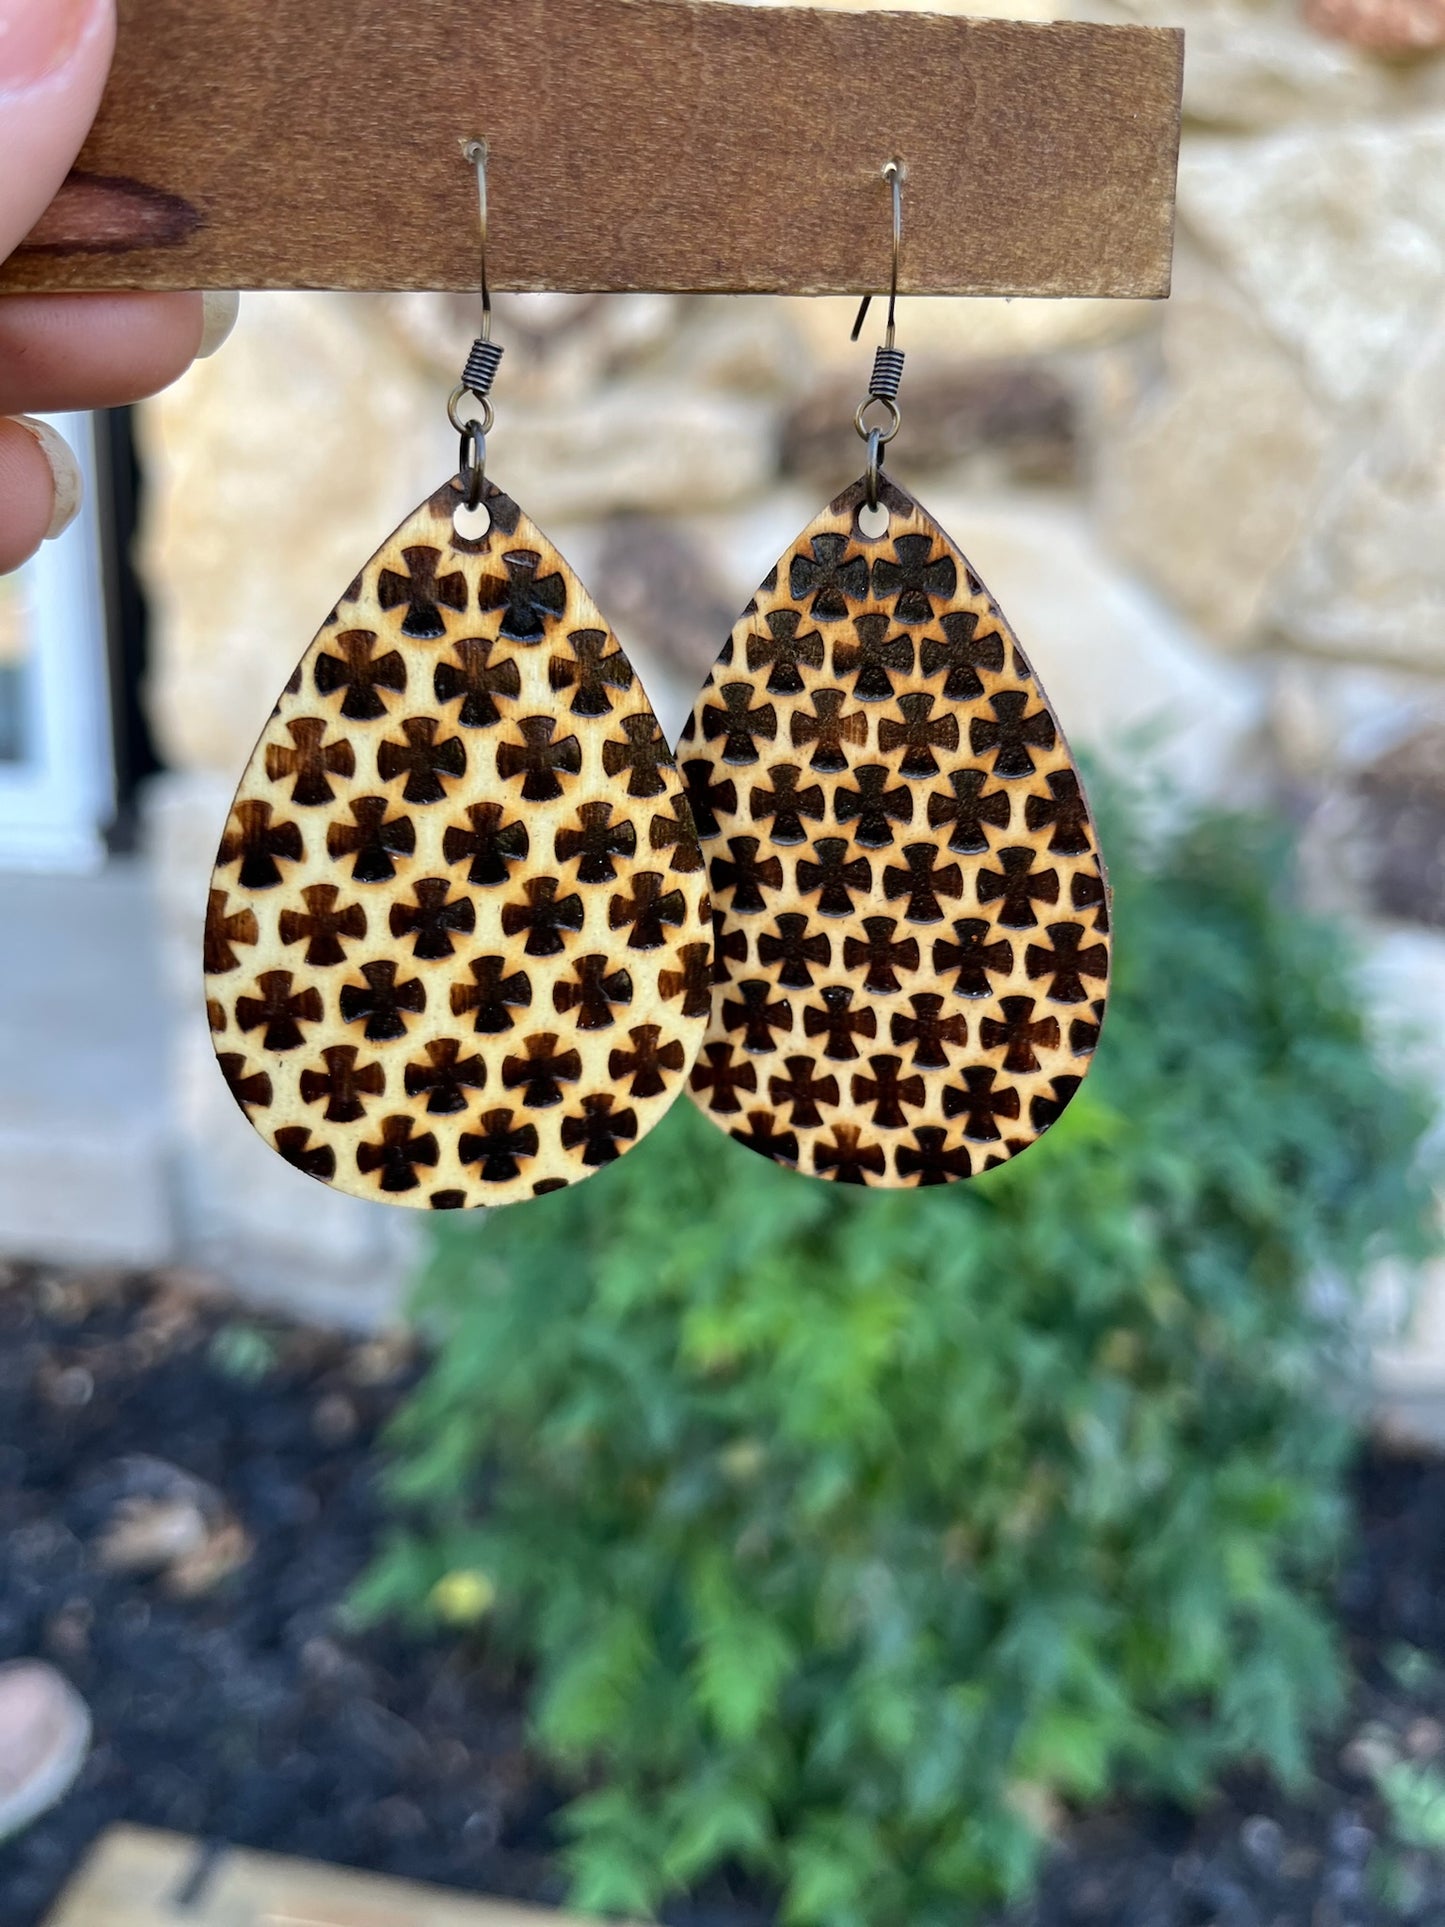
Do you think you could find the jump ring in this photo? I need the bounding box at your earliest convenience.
[865,427,883,512]
[459,421,487,510]
[854,394,901,445]
[448,383,495,436]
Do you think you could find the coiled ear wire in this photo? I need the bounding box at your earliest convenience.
[851,160,905,512]
[449,137,504,516]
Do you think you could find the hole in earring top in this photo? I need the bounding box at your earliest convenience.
[857,501,889,539]
[453,499,492,541]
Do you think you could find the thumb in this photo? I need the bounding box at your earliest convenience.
[0,0,116,263]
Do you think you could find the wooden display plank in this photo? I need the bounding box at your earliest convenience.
[44,1825,611,1927]
[4,0,1183,301]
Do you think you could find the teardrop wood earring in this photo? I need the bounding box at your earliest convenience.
[680,160,1111,1187]
[205,140,710,1209]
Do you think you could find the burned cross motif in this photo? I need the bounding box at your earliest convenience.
[450,956,532,1034]
[790,688,868,774]
[216,1054,272,1111]
[691,1042,758,1114]
[279,882,368,966]
[501,1033,583,1109]
[813,1123,887,1185]
[701,683,779,766]
[1071,1008,1103,1056]
[711,912,747,985]
[314,630,407,720]
[549,628,634,716]
[767,1056,839,1129]
[560,1093,639,1166]
[476,548,567,642]
[326,797,416,884]
[746,608,825,695]
[890,993,969,1069]
[681,761,738,839]
[204,889,258,975]
[377,717,467,806]
[658,941,714,1019]
[495,716,583,802]
[264,716,356,807]
[802,984,878,1061]
[1025,922,1108,1004]
[403,1038,488,1115]
[976,846,1061,929]
[932,919,1013,998]
[979,996,1061,1074]
[235,970,323,1051]
[748,766,824,846]
[709,837,783,914]
[757,912,831,989]
[843,917,920,995]
[299,1043,385,1123]
[877,692,960,779]
[554,801,637,884]
[442,802,529,887]
[378,546,468,640]
[553,954,633,1030]
[648,796,704,873]
[602,714,674,799]
[895,1128,972,1186]
[1024,768,1092,855]
[608,872,686,950]
[458,1109,540,1183]
[356,1114,440,1193]
[1031,1074,1082,1134]
[273,1126,336,1182]
[608,1024,686,1099]
[433,636,521,729]
[832,613,914,701]
[388,878,476,960]
[970,690,1057,779]
[1071,868,1109,931]
[851,1054,926,1130]
[339,960,426,1041]
[789,532,868,620]
[722,980,794,1053]
[218,800,302,891]
[943,1067,1021,1141]
[732,1109,800,1166]
[501,876,585,956]
[919,609,1005,701]
[870,533,958,623]
[833,765,913,848]
[926,767,1011,855]
[882,844,965,924]
[796,838,872,919]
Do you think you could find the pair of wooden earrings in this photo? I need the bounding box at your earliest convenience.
[204,148,1111,1209]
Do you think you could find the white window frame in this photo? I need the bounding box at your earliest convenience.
[0,411,115,871]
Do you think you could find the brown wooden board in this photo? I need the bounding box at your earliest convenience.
[43,1823,617,1925]
[4,0,1182,300]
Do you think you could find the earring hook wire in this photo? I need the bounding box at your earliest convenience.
[851,158,903,348]
[461,136,492,344]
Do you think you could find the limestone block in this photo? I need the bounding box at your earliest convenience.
[1270,317,1445,671]
[1091,253,1329,648]
[139,293,447,777]
[1178,117,1445,409]
[1269,656,1445,780]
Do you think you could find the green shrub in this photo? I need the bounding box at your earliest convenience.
[357,790,1440,1925]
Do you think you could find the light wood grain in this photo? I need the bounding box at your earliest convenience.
[3,0,1182,299]
[206,477,710,1211]
[43,1824,619,1925]
[682,470,1111,1186]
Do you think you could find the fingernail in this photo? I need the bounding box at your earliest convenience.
[12,416,82,540]
[0,0,95,91]
[197,291,240,359]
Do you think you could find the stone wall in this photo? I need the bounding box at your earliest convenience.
[137,0,1445,1358]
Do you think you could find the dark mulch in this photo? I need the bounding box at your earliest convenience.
[4,1267,1445,1927]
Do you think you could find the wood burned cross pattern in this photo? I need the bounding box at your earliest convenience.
[206,479,710,1210]
[681,471,1111,1187]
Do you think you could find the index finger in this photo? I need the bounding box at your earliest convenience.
[0,0,116,262]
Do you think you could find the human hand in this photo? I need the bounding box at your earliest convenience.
[0,0,236,573]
